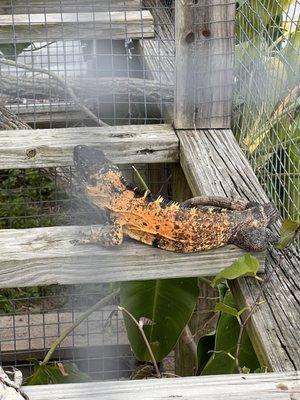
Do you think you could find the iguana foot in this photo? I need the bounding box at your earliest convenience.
[73,222,123,247]
[230,227,279,252]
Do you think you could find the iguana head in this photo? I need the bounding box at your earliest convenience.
[73,145,110,185]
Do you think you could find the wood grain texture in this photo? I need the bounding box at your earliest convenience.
[0,74,173,104]
[0,11,154,43]
[174,0,235,129]
[179,129,300,371]
[8,103,86,124]
[24,371,300,400]
[138,0,174,122]
[0,225,264,288]
[0,0,141,14]
[0,124,178,168]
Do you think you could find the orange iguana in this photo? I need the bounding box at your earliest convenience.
[73,145,279,253]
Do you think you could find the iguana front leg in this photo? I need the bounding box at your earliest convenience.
[77,221,123,247]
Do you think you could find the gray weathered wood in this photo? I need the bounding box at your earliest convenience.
[174,0,235,129]
[0,11,154,43]
[0,124,178,169]
[138,0,174,121]
[24,371,300,400]
[0,225,264,288]
[8,103,86,125]
[179,129,300,371]
[0,74,173,104]
[0,0,141,14]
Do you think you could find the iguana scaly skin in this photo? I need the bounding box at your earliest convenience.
[73,145,279,253]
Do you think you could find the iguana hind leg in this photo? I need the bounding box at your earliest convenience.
[182,196,250,210]
[230,227,279,252]
[77,221,123,247]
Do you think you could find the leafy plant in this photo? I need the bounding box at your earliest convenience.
[0,168,63,229]
[233,0,300,223]
[211,254,260,288]
[26,362,91,385]
[199,291,260,375]
[120,278,198,362]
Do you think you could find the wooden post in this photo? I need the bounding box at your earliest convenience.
[174,0,235,129]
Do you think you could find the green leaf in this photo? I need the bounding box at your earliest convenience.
[0,43,31,60]
[214,302,239,318]
[211,255,260,288]
[196,331,215,375]
[277,219,300,250]
[201,292,260,375]
[236,0,285,42]
[120,278,198,362]
[26,363,91,385]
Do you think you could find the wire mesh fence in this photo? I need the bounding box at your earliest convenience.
[0,284,175,381]
[232,0,300,225]
[0,0,299,385]
[0,0,174,127]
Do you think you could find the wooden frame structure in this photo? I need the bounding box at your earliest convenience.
[0,0,299,398]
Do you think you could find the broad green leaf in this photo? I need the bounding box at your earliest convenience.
[277,219,300,249]
[120,278,198,362]
[214,302,239,318]
[196,331,215,375]
[201,292,260,375]
[211,255,260,288]
[26,363,91,385]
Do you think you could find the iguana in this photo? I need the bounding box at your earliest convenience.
[73,145,279,253]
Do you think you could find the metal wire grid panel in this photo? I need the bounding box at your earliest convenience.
[232,0,300,224]
[0,163,173,228]
[0,285,135,381]
[0,0,175,127]
[0,284,174,381]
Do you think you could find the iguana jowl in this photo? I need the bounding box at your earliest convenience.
[73,145,279,253]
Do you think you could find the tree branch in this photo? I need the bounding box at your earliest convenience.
[0,58,108,127]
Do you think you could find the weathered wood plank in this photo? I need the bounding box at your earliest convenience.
[179,129,300,371]
[138,0,174,121]
[0,124,178,168]
[0,0,141,14]
[8,103,86,125]
[0,11,154,43]
[0,75,173,104]
[0,225,264,288]
[174,0,235,129]
[25,371,300,400]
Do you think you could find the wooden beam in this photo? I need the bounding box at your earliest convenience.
[0,75,173,104]
[8,103,86,125]
[0,0,141,14]
[0,225,264,289]
[179,128,300,371]
[0,124,178,169]
[138,0,174,122]
[24,371,300,400]
[0,11,154,43]
[174,0,235,129]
